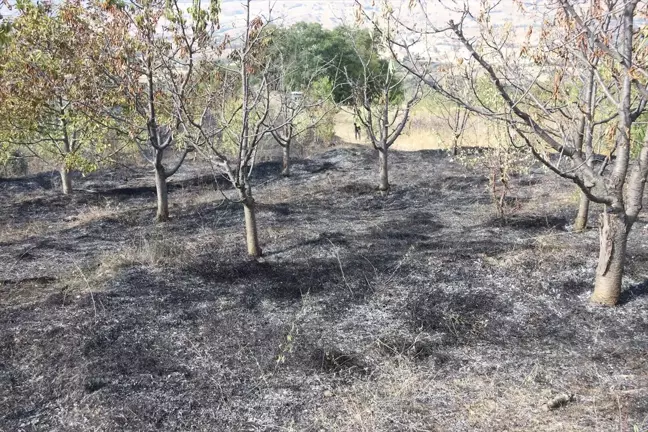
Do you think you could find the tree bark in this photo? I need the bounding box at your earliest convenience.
[378,147,389,193]
[282,143,290,177]
[591,211,627,306]
[242,192,262,257]
[573,116,590,232]
[625,145,648,229]
[452,134,459,156]
[60,166,72,195]
[574,191,590,232]
[155,165,169,222]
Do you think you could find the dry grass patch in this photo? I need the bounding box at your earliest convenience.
[311,356,638,432]
[65,203,123,229]
[333,109,499,152]
[96,234,198,279]
[0,219,53,244]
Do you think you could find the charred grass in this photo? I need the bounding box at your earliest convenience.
[1,147,647,431]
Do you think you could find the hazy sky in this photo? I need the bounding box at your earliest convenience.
[206,0,547,61]
[208,0,547,35]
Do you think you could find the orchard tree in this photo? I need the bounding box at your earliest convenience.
[269,57,337,177]
[427,91,470,157]
[372,0,648,305]
[177,0,300,257]
[0,6,12,169]
[0,1,115,193]
[344,23,423,193]
[89,0,219,222]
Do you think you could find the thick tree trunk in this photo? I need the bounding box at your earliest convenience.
[574,191,590,232]
[591,211,627,306]
[60,166,72,195]
[242,193,262,257]
[378,148,389,193]
[155,166,169,222]
[282,144,290,177]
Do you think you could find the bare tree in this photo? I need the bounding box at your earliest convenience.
[428,90,471,156]
[271,90,299,177]
[365,0,648,305]
[269,59,336,177]
[443,100,471,157]
[344,29,424,193]
[177,1,306,257]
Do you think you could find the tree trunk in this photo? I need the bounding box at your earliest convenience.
[378,148,389,193]
[591,211,627,306]
[155,166,169,222]
[282,144,291,177]
[242,193,262,257]
[60,166,72,195]
[452,135,459,156]
[573,191,590,232]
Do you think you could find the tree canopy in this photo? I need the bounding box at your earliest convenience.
[0,0,119,191]
[269,23,401,103]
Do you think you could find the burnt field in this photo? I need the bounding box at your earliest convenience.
[1,147,647,431]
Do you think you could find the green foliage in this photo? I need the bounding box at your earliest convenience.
[310,76,334,101]
[0,149,28,177]
[309,77,337,144]
[0,0,120,175]
[631,112,648,158]
[269,23,401,103]
[0,14,11,46]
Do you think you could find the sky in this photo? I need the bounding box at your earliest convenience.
[214,0,369,30]
[208,0,551,62]
[1,0,546,30]
[0,0,549,61]
[208,0,546,29]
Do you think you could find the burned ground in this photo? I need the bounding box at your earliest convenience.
[1,147,647,431]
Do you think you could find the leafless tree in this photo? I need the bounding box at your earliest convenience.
[442,100,471,157]
[428,86,471,156]
[269,58,336,177]
[362,0,648,305]
[343,29,424,193]
[177,1,309,257]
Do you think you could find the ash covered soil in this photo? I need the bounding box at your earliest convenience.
[1,147,647,431]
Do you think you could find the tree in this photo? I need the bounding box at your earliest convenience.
[426,91,470,157]
[177,0,295,257]
[0,1,115,193]
[269,22,398,103]
[375,0,648,305]
[269,58,336,177]
[0,5,11,46]
[88,0,219,221]
[344,22,423,193]
[521,7,615,232]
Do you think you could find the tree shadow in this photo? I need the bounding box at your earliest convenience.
[0,170,58,190]
[484,214,570,230]
[184,248,376,307]
[619,280,648,305]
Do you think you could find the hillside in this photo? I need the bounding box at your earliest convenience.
[1,147,647,431]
